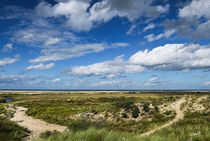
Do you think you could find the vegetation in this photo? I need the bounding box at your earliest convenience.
[0,103,29,141]
[0,91,209,141]
[131,106,140,118]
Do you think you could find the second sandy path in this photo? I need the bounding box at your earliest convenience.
[139,98,185,137]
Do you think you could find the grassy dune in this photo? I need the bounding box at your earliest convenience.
[0,92,209,141]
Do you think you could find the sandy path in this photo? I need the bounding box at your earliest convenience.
[10,106,67,140]
[139,98,185,137]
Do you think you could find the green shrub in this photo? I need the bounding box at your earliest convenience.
[114,97,134,111]
[143,103,150,112]
[154,106,159,112]
[91,109,98,115]
[132,106,140,118]
[122,113,128,118]
[164,110,172,116]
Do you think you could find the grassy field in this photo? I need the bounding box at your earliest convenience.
[0,91,209,141]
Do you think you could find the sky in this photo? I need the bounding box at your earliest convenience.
[0,0,210,90]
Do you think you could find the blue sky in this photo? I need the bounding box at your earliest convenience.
[0,0,210,89]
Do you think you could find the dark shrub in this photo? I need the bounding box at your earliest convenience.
[143,103,150,112]
[114,97,134,111]
[91,109,98,115]
[0,98,6,103]
[154,106,159,112]
[132,106,140,118]
[164,110,172,116]
[122,113,128,118]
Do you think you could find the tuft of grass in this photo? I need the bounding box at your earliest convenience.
[35,127,140,141]
[0,117,29,141]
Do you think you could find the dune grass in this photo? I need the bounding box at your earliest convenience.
[34,110,210,141]
[1,92,209,141]
[35,127,140,141]
[0,103,29,141]
[16,95,177,133]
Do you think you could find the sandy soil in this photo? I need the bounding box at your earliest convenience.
[10,106,67,140]
[139,98,185,137]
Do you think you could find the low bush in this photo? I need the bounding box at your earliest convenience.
[132,106,140,118]
[122,113,128,118]
[114,97,134,111]
[154,106,159,112]
[143,103,150,112]
[164,110,172,116]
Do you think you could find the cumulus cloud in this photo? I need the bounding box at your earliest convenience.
[156,4,170,14]
[34,0,170,31]
[66,43,210,77]
[0,55,19,66]
[163,0,210,41]
[25,63,55,71]
[130,43,210,71]
[144,29,175,42]
[179,0,210,19]
[30,42,128,63]
[67,55,144,76]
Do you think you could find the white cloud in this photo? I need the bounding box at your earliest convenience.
[144,29,175,42]
[130,43,210,71]
[163,0,210,41]
[66,43,210,77]
[53,78,61,83]
[144,77,161,86]
[203,81,210,86]
[44,37,61,46]
[12,27,77,47]
[25,63,55,71]
[156,4,170,14]
[68,55,144,76]
[30,42,128,63]
[0,55,19,66]
[145,34,163,42]
[34,0,170,31]
[0,75,36,84]
[179,0,210,19]
[2,43,13,52]
[126,24,137,35]
[143,23,155,32]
